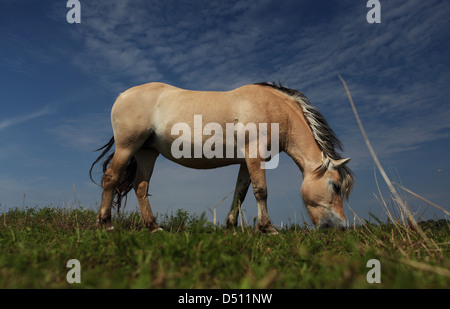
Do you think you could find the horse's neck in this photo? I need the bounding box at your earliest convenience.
[284,111,322,175]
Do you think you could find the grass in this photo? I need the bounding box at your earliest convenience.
[0,205,448,288]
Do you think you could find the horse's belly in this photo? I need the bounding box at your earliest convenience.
[159,153,245,169]
[148,127,248,168]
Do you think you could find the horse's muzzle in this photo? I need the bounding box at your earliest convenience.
[317,216,347,230]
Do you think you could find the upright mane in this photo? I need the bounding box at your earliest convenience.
[255,82,354,198]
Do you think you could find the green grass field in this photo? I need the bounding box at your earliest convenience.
[0,206,448,289]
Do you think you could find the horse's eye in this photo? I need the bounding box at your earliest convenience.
[332,182,341,194]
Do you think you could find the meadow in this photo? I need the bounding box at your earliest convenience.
[0,205,448,289]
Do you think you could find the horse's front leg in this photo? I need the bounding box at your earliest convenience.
[245,158,277,234]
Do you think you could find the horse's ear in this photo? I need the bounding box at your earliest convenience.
[331,158,351,167]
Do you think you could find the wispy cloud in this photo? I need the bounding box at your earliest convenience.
[50,112,112,151]
[68,0,282,91]
[0,107,52,131]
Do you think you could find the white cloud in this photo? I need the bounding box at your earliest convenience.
[0,107,52,131]
[50,112,112,151]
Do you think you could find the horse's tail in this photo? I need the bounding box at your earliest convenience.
[89,136,137,212]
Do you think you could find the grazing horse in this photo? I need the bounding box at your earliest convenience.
[90,82,353,233]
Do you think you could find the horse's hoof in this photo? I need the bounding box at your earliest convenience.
[267,228,278,235]
[151,227,163,233]
[96,218,114,231]
[257,225,278,235]
[263,226,278,235]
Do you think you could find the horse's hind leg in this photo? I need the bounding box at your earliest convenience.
[133,148,162,232]
[98,148,133,227]
[226,164,251,229]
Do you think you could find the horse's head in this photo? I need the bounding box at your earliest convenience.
[301,157,353,229]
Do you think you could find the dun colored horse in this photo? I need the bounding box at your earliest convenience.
[90,82,353,233]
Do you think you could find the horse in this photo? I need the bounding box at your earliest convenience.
[90,82,353,233]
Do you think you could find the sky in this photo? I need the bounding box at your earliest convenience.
[0,0,449,227]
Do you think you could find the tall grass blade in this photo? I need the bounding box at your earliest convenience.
[338,75,439,252]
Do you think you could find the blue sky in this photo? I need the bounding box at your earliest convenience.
[0,0,449,226]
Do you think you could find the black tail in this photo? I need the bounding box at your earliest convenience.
[89,136,137,212]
